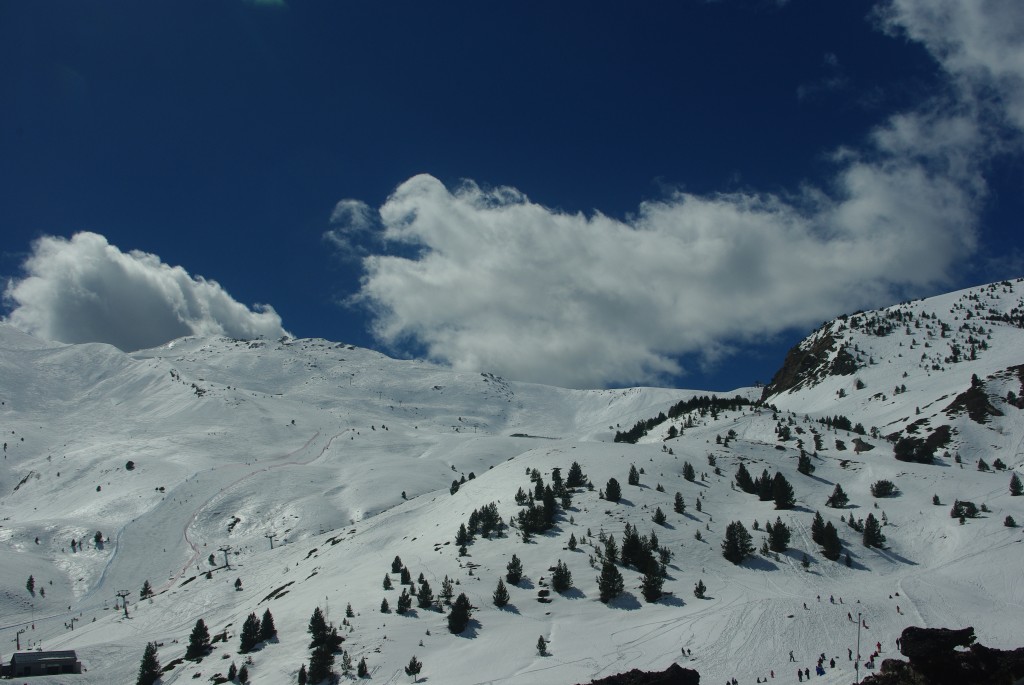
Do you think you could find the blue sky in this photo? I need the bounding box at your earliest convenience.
[2,1,1022,389]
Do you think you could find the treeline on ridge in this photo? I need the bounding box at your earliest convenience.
[614,395,753,444]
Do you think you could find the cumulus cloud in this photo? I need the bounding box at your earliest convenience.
[4,232,288,351]
[324,199,379,260]
[334,1,1021,388]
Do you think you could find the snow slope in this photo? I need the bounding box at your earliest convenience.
[0,278,1022,684]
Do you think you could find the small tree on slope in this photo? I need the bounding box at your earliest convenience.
[136,642,160,685]
[722,521,754,564]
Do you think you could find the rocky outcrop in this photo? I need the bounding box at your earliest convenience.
[580,663,700,685]
[861,627,1024,685]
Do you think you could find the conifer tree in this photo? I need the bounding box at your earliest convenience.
[721,521,754,564]
[493,578,510,607]
[381,597,390,613]
[383,573,393,590]
[811,511,825,544]
[260,609,277,641]
[756,468,773,501]
[1010,472,1023,496]
[652,506,667,525]
[357,657,368,677]
[568,532,577,550]
[640,570,664,602]
[826,483,849,508]
[228,662,237,681]
[767,516,791,552]
[297,664,307,685]
[693,579,706,599]
[604,534,619,564]
[186,619,211,659]
[237,665,249,684]
[506,554,523,585]
[605,477,622,502]
[797,452,815,475]
[447,593,472,633]
[397,589,412,614]
[537,635,548,655]
[405,656,423,683]
[400,567,412,585]
[628,463,640,486]
[307,607,329,649]
[240,612,261,653]
[820,521,842,561]
[597,560,624,603]
[683,461,696,482]
[735,462,755,493]
[416,579,434,608]
[862,513,886,548]
[566,461,586,487]
[140,579,153,599]
[772,472,795,509]
[440,575,454,604]
[136,642,160,685]
[673,492,686,514]
[551,560,572,592]
[391,555,404,573]
[308,642,334,684]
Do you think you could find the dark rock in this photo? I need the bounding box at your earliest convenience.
[861,627,1024,685]
[580,663,700,685]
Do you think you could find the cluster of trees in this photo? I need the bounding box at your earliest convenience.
[811,512,842,560]
[614,394,752,443]
[306,606,346,683]
[734,464,795,508]
[239,609,277,653]
[514,467,574,537]
[456,502,504,546]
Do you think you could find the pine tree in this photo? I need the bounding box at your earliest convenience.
[551,560,572,592]
[307,607,329,649]
[628,463,640,485]
[767,516,791,552]
[721,521,754,564]
[756,468,773,501]
[640,570,664,602]
[440,575,454,604]
[862,512,886,548]
[397,589,412,614]
[820,521,842,561]
[735,462,755,493]
[597,560,624,603]
[136,642,160,685]
[537,635,548,655]
[506,554,523,585]
[237,665,249,684]
[357,657,368,677]
[567,532,577,550]
[401,655,422,683]
[383,573,393,590]
[673,492,686,514]
[26,575,34,595]
[772,472,795,509]
[308,642,334,684]
[693,579,706,599]
[811,511,825,543]
[186,619,211,659]
[455,523,470,546]
[683,461,696,482]
[140,579,153,599]
[381,597,390,613]
[298,664,307,685]
[797,452,815,475]
[400,566,412,585]
[228,662,238,681]
[447,593,472,633]
[391,555,404,573]
[567,461,586,487]
[1010,472,1023,496]
[346,602,354,618]
[239,612,261,653]
[826,483,849,508]
[416,579,433,608]
[652,506,667,525]
[493,578,510,607]
[605,477,622,502]
[260,609,277,641]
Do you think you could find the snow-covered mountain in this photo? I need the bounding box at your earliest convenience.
[1,278,1022,685]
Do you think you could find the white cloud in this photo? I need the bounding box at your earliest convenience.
[324,199,378,260]
[352,163,975,388]
[334,1,1021,388]
[4,232,288,351]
